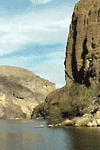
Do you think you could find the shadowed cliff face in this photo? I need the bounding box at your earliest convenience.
[64,0,100,87]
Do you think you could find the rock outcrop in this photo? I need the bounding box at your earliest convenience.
[32,0,100,123]
[31,85,69,118]
[0,66,55,119]
[64,0,100,87]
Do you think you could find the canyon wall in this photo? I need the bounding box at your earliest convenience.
[64,0,100,87]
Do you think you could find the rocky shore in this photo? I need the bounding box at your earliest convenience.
[32,95,100,128]
[61,114,100,128]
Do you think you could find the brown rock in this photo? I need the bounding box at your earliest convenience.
[87,120,97,127]
[64,0,100,87]
[61,119,72,126]
[32,0,100,120]
[96,119,100,126]
[0,66,55,119]
[72,116,89,127]
[31,85,70,118]
[0,93,26,119]
[45,85,68,105]
[35,125,44,128]
[93,110,100,119]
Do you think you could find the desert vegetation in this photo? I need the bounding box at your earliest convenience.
[46,82,100,125]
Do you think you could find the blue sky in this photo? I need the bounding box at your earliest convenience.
[0,0,79,88]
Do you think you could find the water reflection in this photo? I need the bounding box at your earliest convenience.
[62,127,100,150]
[0,133,7,150]
[4,120,23,150]
[6,133,23,150]
[0,119,100,150]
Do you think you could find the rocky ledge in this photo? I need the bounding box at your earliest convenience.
[61,112,100,128]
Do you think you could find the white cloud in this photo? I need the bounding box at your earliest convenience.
[0,7,72,56]
[0,2,75,88]
[30,0,53,5]
[49,50,65,58]
[0,4,74,57]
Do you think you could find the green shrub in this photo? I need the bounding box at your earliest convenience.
[95,82,100,96]
[47,105,62,125]
[69,83,97,113]
[46,83,100,125]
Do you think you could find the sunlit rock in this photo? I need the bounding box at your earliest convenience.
[0,66,55,119]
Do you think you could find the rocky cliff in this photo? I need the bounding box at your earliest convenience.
[32,0,100,122]
[64,0,100,87]
[0,66,55,119]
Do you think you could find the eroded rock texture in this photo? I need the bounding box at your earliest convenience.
[64,0,100,87]
[0,66,55,119]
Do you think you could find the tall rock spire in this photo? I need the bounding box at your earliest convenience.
[64,0,100,87]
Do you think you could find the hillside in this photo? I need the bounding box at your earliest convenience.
[0,66,55,119]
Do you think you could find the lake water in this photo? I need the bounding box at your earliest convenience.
[0,119,100,150]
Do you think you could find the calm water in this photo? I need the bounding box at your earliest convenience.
[0,119,100,150]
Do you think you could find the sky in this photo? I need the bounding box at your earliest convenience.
[0,0,79,89]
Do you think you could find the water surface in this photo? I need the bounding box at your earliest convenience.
[0,119,100,150]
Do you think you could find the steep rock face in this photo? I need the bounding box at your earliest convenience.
[0,93,26,119]
[32,0,100,120]
[64,0,100,87]
[0,66,55,119]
